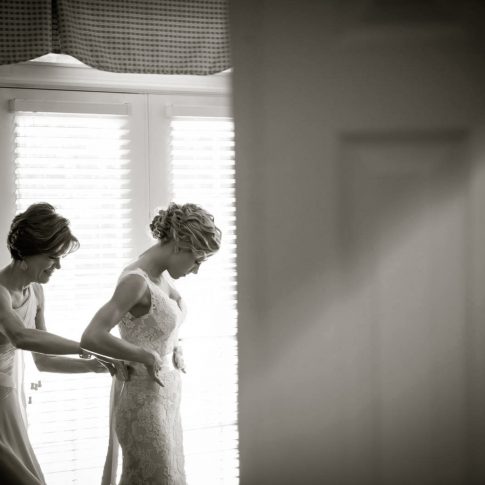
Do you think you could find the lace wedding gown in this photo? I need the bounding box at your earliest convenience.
[0,284,45,484]
[108,268,187,485]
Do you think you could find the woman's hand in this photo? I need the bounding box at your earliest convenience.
[145,350,165,387]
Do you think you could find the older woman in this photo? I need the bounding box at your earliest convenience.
[82,202,221,485]
[0,203,108,485]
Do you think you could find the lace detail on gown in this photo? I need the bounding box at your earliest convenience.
[114,269,187,485]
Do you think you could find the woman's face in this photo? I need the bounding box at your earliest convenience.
[23,253,62,284]
[168,249,204,279]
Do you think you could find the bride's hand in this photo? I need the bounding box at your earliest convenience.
[173,345,186,373]
[145,350,165,387]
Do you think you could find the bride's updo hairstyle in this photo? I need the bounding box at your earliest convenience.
[7,202,79,261]
[150,202,221,259]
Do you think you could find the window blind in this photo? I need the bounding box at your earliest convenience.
[14,107,134,484]
[169,117,239,484]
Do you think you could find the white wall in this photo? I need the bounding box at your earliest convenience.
[231,1,485,484]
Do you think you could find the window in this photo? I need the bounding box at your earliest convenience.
[6,89,148,484]
[0,85,237,484]
[169,115,238,484]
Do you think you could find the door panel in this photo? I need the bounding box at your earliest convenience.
[232,1,485,483]
[341,131,470,484]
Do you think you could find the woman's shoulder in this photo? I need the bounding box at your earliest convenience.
[119,265,148,281]
[117,267,149,293]
[0,283,11,308]
[120,259,146,276]
[113,268,150,310]
[0,268,9,291]
[0,273,16,308]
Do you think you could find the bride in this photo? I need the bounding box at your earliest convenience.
[81,202,221,485]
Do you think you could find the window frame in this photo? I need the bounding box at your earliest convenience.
[0,87,151,262]
[147,94,233,213]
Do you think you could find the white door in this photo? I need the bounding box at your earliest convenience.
[340,132,475,484]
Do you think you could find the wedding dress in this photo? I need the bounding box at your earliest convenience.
[103,268,187,485]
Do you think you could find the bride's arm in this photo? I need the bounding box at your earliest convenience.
[0,287,80,355]
[81,274,165,386]
[81,274,160,368]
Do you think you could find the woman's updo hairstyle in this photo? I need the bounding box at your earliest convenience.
[7,203,79,261]
[150,202,221,259]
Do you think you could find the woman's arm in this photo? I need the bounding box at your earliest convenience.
[32,353,107,373]
[30,284,107,374]
[81,274,160,368]
[0,286,79,355]
[81,274,164,385]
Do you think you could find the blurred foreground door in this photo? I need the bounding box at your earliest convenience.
[334,7,485,485]
[232,1,485,484]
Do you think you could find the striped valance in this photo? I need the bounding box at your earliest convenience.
[0,0,230,75]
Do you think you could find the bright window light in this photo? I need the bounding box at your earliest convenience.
[14,108,133,484]
[170,117,239,484]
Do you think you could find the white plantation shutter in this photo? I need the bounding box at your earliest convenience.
[13,103,137,484]
[169,116,239,484]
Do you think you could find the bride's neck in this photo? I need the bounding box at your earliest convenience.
[137,243,171,281]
